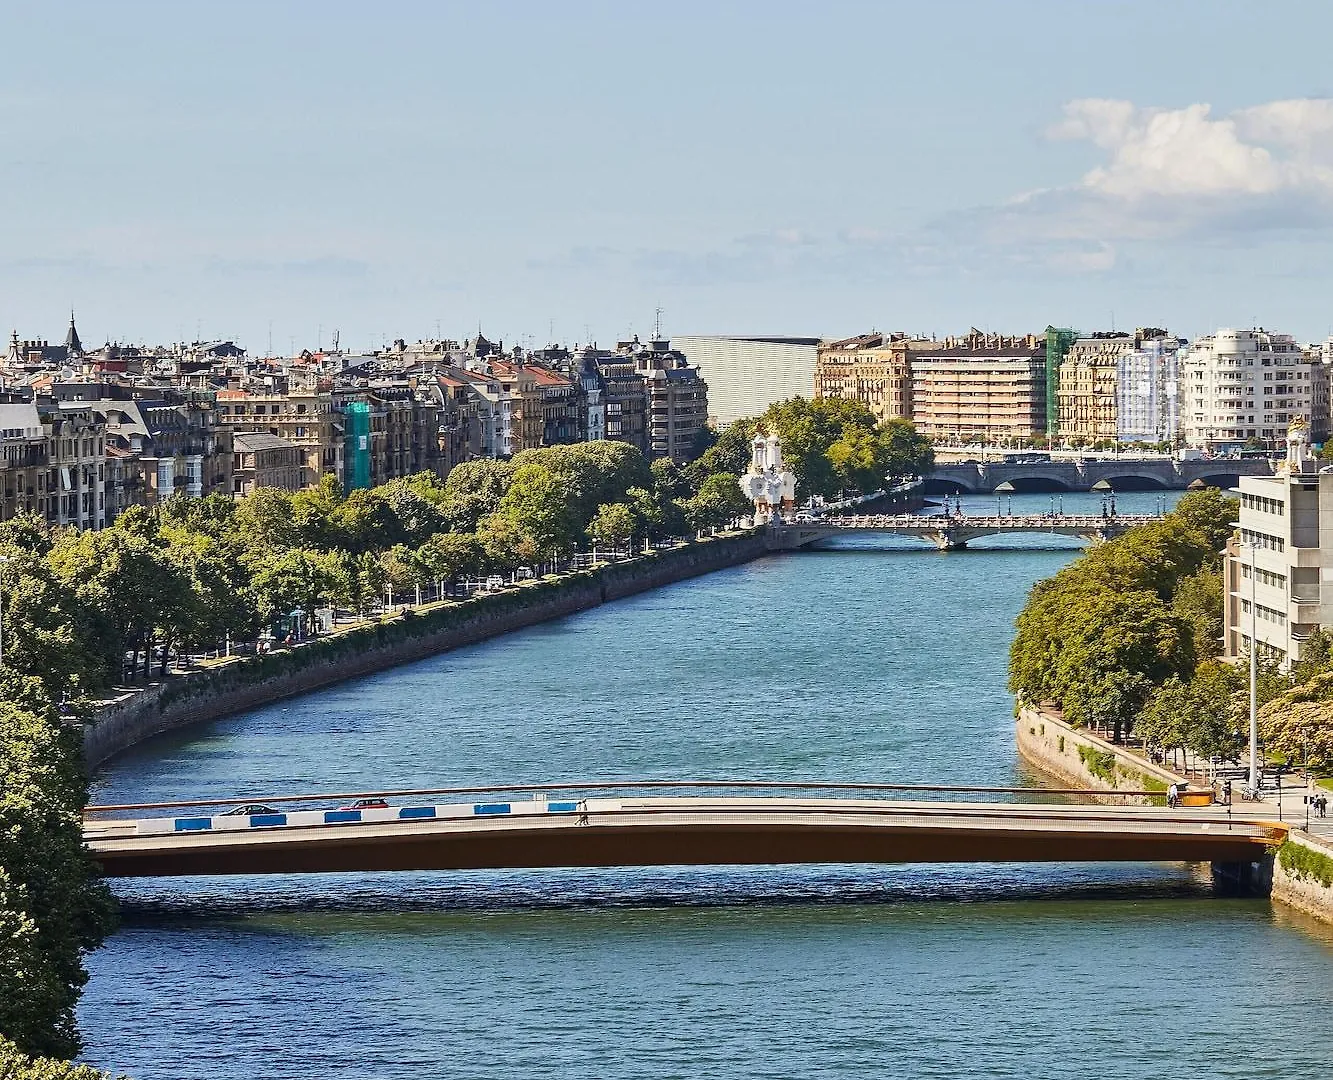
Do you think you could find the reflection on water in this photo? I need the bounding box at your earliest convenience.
[81,491,1333,1079]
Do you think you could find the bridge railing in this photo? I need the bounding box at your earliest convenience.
[85,779,1177,818]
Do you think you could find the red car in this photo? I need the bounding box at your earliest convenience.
[337,798,389,811]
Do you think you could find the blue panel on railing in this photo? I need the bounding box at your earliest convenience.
[323,810,361,824]
[473,803,512,815]
[249,813,287,828]
[174,817,212,832]
[398,806,436,820]
[546,801,579,813]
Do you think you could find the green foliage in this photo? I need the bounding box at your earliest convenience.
[1259,670,1333,772]
[684,400,932,501]
[1138,661,1243,760]
[1279,838,1333,888]
[1076,744,1117,783]
[1009,491,1237,741]
[0,1038,123,1079]
[588,503,637,548]
[0,682,116,1060]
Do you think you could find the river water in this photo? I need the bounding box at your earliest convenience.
[80,492,1333,1079]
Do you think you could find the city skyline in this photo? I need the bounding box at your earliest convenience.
[6,1,1333,348]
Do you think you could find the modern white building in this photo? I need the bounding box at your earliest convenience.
[672,335,820,426]
[1224,424,1322,668]
[1181,328,1315,451]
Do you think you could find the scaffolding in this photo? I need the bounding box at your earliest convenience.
[1044,326,1078,438]
[343,401,371,491]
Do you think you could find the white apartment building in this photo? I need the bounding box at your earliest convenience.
[1224,428,1323,668]
[1182,328,1314,451]
[673,335,820,425]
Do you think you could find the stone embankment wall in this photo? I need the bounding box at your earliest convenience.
[1016,705,1186,803]
[85,530,770,769]
[1272,831,1333,920]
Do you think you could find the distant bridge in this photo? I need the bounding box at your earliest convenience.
[767,513,1154,551]
[83,784,1284,878]
[924,457,1271,494]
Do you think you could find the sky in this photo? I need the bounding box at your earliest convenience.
[4,0,1333,352]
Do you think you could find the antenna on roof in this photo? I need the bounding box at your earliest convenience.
[654,306,664,339]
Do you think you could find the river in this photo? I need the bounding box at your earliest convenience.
[80,492,1333,1079]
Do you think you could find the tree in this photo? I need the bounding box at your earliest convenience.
[587,503,636,549]
[1260,671,1333,771]
[249,549,348,624]
[416,532,484,587]
[683,473,751,532]
[495,463,583,557]
[0,681,115,1060]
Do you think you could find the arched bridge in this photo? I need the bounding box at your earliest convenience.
[925,457,1272,494]
[767,513,1155,551]
[83,783,1285,878]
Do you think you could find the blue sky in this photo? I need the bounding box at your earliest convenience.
[4,0,1333,351]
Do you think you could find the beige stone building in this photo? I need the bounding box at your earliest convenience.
[1055,333,1139,443]
[232,432,304,496]
[815,333,946,424]
[216,389,343,487]
[909,333,1047,442]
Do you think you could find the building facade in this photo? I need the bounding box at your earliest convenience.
[1114,334,1184,445]
[909,333,1047,443]
[672,335,819,426]
[815,333,947,426]
[1181,328,1315,451]
[1224,427,1322,668]
[1055,333,1139,443]
[232,432,303,496]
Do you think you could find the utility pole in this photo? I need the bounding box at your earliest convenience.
[0,555,9,668]
[1248,541,1259,796]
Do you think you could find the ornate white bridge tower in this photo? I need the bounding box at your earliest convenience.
[740,432,796,523]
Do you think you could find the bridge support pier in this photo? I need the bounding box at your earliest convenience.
[1212,855,1274,898]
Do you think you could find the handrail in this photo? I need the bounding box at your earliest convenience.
[87,779,1175,815]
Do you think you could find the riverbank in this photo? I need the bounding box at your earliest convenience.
[84,528,771,769]
[1015,705,1185,803]
[1017,703,1333,922]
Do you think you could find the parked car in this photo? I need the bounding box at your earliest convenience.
[485,575,505,590]
[337,798,389,811]
[221,803,280,816]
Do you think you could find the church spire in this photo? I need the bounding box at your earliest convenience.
[65,310,83,356]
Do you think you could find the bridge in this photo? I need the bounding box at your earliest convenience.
[766,513,1154,551]
[924,457,1271,494]
[83,784,1285,878]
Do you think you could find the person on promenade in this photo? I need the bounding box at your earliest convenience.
[1167,783,1179,809]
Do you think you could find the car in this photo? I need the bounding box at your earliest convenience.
[337,798,389,810]
[221,803,280,816]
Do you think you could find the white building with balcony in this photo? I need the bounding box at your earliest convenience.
[1182,328,1314,452]
[1224,423,1324,668]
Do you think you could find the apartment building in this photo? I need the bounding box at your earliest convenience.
[909,333,1047,442]
[1182,328,1315,451]
[1115,334,1185,445]
[0,401,50,523]
[1224,426,1322,668]
[1055,333,1139,443]
[232,432,303,496]
[637,341,709,463]
[815,333,947,425]
[216,389,343,486]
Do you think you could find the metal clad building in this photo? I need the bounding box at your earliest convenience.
[672,335,820,425]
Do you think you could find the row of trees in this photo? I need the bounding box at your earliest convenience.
[0,440,758,698]
[1009,488,1237,745]
[1011,487,1333,769]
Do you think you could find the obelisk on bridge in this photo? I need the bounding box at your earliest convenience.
[740,432,796,523]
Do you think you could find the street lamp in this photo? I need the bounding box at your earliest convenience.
[0,554,9,669]
[1243,541,1259,796]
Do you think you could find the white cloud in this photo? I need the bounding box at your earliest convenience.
[1046,97,1333,204]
